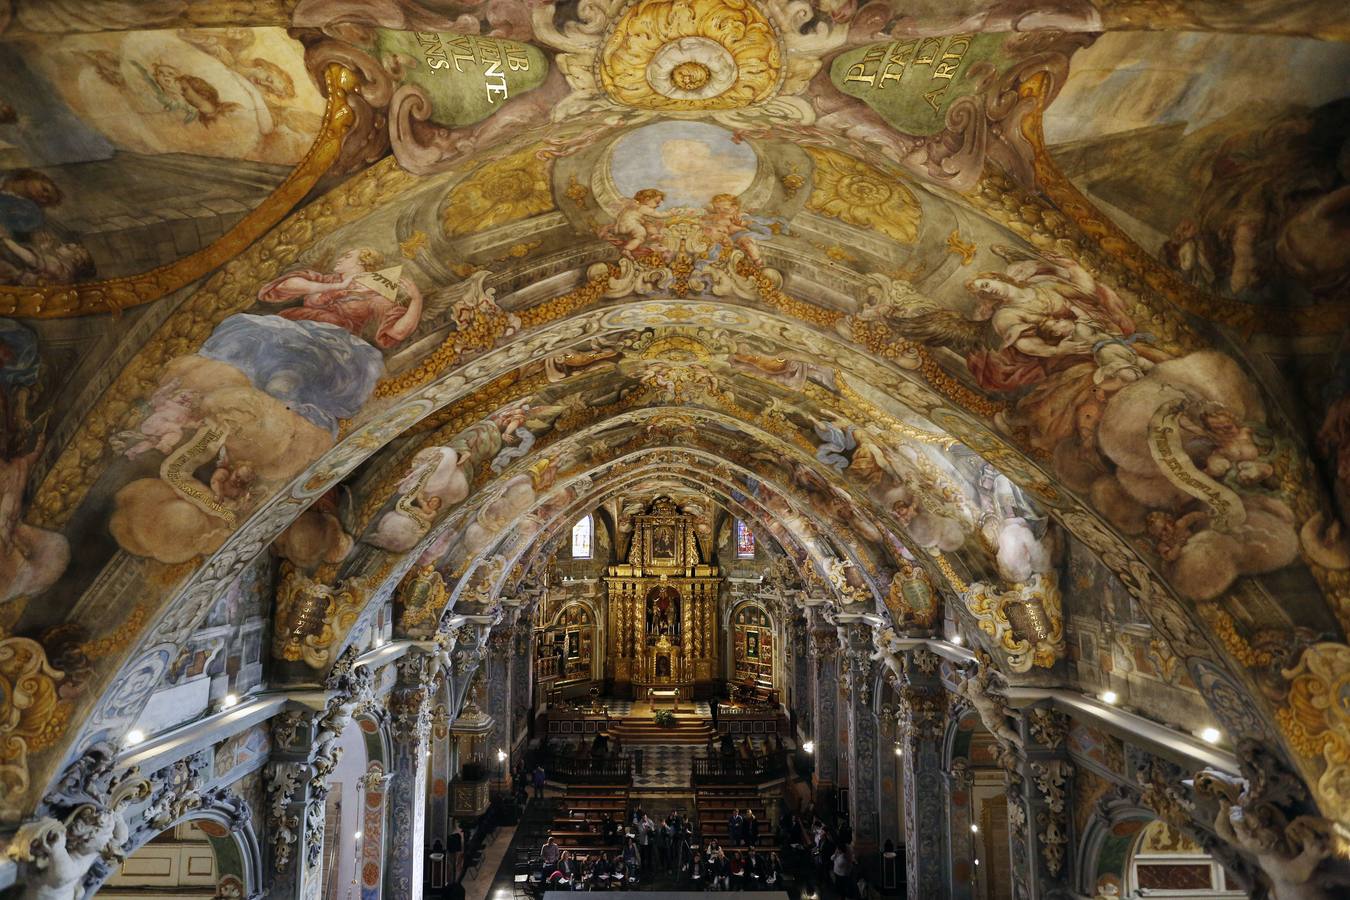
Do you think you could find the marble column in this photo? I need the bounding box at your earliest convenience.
[426,684,454,854]
[945,757,975,900]
[386,651,439,900]
[510,623,533,755]
[808,622,840,794]
[897,648,948,900]
[1009,706,1075,900]
[485,630,513,765]
[790,617,810,741]
[265,655,372,900]
[840,622,880,853]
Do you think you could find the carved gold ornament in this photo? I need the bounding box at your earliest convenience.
[804,146,921,245]
[0,64,357,318]
[600,0,783,110]
[442,147,555,237]
[1279,642,1350,819]
[965,573,1065,672]
[0,637,68,819]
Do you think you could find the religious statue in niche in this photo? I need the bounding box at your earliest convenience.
[646,585,681,642]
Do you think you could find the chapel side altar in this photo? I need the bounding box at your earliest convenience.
[605,497,721,700]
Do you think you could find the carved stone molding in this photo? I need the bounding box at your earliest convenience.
[897,684,947,753]
[5,742,152,900]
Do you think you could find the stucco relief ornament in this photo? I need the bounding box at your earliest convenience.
[1030,759,1074,877]
[264,763,303,872]
[5,741,152,900]
[532,0,844,125]
[956,653,1022,752]
[963,572,1065,673]
[1192,741,1350,899]
[139,753,208,833]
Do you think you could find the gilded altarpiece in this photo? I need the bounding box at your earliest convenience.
[605,498,721,699]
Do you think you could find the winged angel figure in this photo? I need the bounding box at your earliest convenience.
[884,247,1167,455]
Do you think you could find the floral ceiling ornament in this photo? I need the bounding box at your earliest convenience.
[532,0,843,123]
[804,146,923,245]
[441,147,555,238]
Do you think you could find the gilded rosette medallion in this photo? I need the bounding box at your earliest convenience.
[599,0,784,110]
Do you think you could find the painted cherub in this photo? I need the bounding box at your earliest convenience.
[604,188,667,257]
[1181,400,1274,486]
[1145,509,1209,562]
[209,445,256,507]
[115,379,203,459]
[701,193,764,264]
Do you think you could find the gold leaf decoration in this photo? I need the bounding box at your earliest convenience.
[441,146,554,237]
[804,146,922,245]
[599,0,782,111]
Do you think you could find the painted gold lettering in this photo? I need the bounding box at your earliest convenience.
[913,37,942,66]
[844,61,876,86]
[484,60,509,102]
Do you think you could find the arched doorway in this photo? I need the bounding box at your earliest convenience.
[1122,820,1243,898]
[101,814,258,900]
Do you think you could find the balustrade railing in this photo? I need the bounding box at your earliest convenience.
[692,750,788,784]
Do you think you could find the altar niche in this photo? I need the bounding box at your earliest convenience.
[605,497,721,700]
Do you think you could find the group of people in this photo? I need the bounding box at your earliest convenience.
[780,812,863,899]
[540,846,639,891]
[539,805,793,892]
[685,843,786,891]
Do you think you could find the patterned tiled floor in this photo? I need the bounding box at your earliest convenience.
[632,745,696,789]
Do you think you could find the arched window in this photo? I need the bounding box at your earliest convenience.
[571,515,593,559]
[735,519,755,558]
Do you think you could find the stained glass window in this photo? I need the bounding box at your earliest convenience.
[735,519,755,558]
[571,515,592,559]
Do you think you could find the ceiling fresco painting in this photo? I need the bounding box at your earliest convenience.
[1,0,1350,894]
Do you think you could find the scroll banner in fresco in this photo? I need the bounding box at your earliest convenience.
[160,420,237,527]
[1147,399,1247,532]
[373,30,548,128]
[829,34,1010,135]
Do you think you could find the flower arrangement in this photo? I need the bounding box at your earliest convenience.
[653,709,677,727]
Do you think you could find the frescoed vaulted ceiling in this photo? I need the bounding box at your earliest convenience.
[1,0,1349,862]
